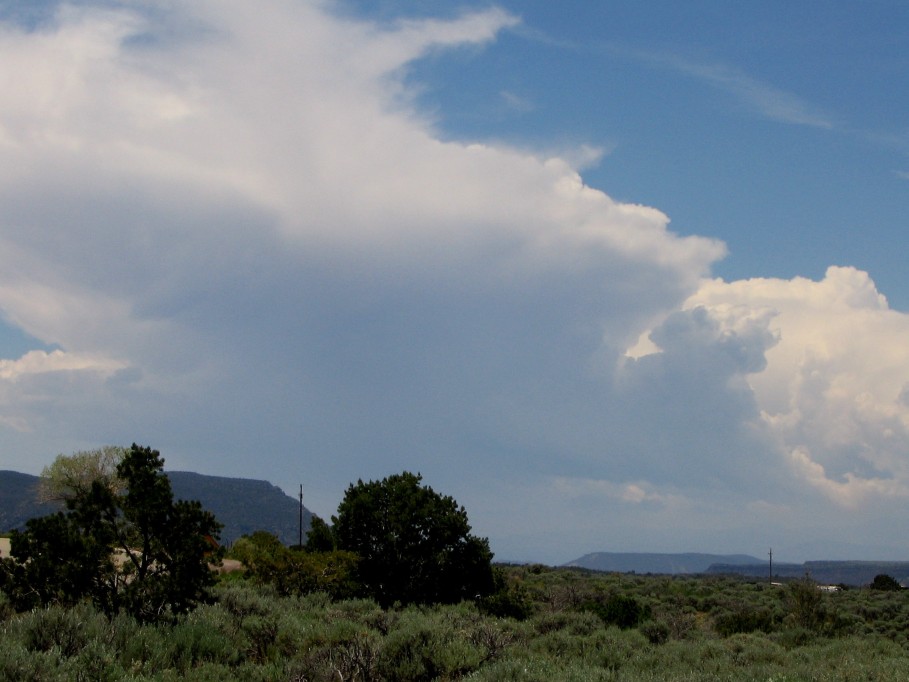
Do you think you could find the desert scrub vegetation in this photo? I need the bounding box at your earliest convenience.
[10,451,909,679]
[4,567,909,680]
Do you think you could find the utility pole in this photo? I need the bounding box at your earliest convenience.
[298,484,303,548]
[769,547,773,583]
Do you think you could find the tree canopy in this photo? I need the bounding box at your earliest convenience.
[304,514,336,553]
[230,530,359,600]
[333,471,494,606]
[870,574,902,591]
[37,445,126,503]
[0,444,221,621]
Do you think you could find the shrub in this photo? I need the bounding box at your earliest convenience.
[0,643,67,682]
[376,608,485,681]
[722,632,785,666]
[240,614,279,664]
[590,628,649,671]
[772,625,816,649]
[652,606,698,640]
[525,626,643,672]
[713,603,776,636]
[466,652,616,682]
[17,604,92,657]
[871,574,903,591]
[478,580,534,621]
[230,533,361,600]
[533,610,602,636]
[0,591,13,622]
[70,639,122,682]
[217,581,278,620]
[117,624,171,675]
[786,576,825,631]
[329,630,381,681]
[582,594,647,629]
[640,618,670,644]
[468,619,516,663]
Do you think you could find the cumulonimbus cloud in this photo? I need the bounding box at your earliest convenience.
[684,267,909,507]
[0,1,907,561]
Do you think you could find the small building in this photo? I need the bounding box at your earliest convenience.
[0,537,10,560]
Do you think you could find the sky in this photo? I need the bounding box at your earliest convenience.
[0,0,908,565]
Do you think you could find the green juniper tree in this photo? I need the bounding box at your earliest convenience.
[870,574,902,591]
[304,514,336,552]
[333,471,495,606]
[0,444,221,621]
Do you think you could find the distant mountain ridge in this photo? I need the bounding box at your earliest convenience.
[565,551,909,586]
[0,470,60,535]
[565,552,763,575]
[707,560,909,587]
[0,469,311,546]
[168,471,312,545]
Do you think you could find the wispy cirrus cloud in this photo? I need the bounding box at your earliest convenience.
[499,89,534,113]
[518,27,835,130]
[635,50,835,129]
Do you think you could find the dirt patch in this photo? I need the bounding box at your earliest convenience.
[213,558,245,574]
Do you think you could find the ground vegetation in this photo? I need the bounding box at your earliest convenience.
[2,567,909,680]
[7,456,909,679]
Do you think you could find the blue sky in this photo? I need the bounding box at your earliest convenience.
[0,0,908,564]
[385,0,909,304]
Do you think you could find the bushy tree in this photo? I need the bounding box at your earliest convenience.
[230,530,288,569]
[37,445,126,502]
[0,507,116,611]
[870,574,902,591]
[230,530,359,599]
[0,444,221,621]
[304,514,336,552]
[333,471,495,606]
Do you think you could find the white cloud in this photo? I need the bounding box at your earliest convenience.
[0,349,124,381]
[0,1,720,477]
[679,59,834,129]
[499,89,534,113]
[686,267,909,508]
[0,1,906,562]
[555,476,689,509]
[627,49,834,129]
[0,348,127,437]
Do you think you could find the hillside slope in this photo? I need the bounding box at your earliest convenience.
[168,471,311,545]
[0,469,312,546]
[0,470,60,534]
